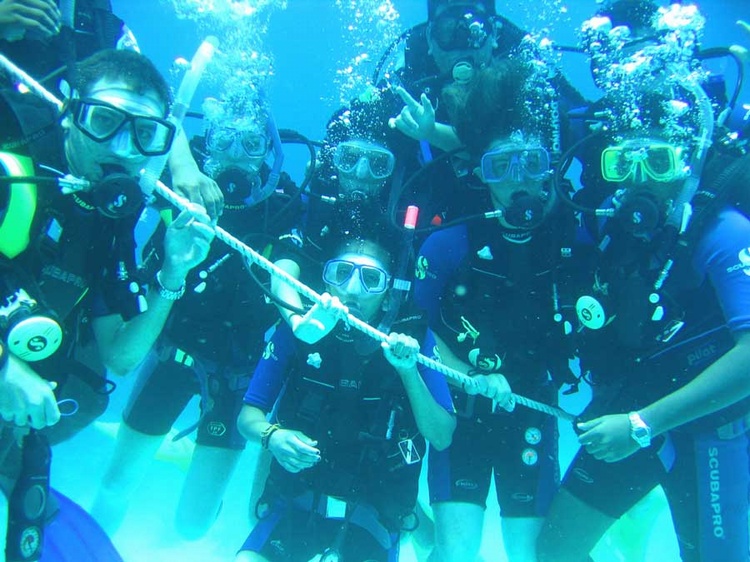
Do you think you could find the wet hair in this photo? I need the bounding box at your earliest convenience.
[442,57,530,157]
[597,0,659,31]
[72,49,172,115]
[332,237,393,273]
[427,0,496,20]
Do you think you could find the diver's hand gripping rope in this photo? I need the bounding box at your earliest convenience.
[149,178,576,422]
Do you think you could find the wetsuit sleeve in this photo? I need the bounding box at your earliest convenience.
[243,323,297,411]
[692,208,750,333]
[416,328,455,413]
[413,225,468,328]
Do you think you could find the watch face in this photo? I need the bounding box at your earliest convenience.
[634,427,649,439]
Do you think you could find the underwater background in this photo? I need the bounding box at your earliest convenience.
[49,1,750,561]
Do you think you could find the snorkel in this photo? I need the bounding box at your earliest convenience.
[139,36,218,198]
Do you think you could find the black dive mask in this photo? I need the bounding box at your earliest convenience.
[88,170,144,219]
[502,191,546,230]
[214,166,264,209]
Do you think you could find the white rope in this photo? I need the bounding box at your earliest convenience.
[150,177,576,422]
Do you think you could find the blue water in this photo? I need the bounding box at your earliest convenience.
[50,1,750,561]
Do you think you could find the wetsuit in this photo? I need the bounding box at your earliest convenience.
[413,216,578,518]
[239,313,453,562]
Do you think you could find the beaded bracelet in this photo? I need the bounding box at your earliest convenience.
[155,270,185,301]
[261,423,282,450]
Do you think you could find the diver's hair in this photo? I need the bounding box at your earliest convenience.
[597,0,658,31]
[331,237,394,273]
[73,50,172,114]
[442,57,530,157]
[428,0,496,19]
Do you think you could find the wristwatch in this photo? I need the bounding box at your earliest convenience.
[628,411,652,448]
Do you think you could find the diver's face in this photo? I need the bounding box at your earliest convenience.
[333,140,394,201]
[427,3,496,76]
[62,78,166,182]
[324,252,389,323]
[480,138,552,230]
[205,127,268,176]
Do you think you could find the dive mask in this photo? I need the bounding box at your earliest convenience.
[206,127,269,159]
[480,146,551,184]
[601,141,683,183]
[333,141,395,181]
[69,98,176,157]
[323,259,390,295]
[431,8,491,51]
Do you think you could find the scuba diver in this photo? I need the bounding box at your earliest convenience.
[537,5,750,562]
[0,0,224,220]
[0,48,212,561]
[411,52,579,562]
[271,93,414,345]
[382,0,587,230]
[89,98,300,540]
[235,235,456,562]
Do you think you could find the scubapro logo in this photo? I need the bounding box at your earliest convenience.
[708,447,724,538]
[725,247,750,276]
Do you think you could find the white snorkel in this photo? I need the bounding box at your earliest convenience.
[139,36,219,198]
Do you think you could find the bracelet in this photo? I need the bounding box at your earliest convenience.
[155,270,185,301]
[260,423,282,450]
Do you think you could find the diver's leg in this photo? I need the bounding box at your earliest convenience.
[537,488,614,562]
[430,501,484,562]
[174,444,242,539]
[90,352,195,535]
[502,517,544,562]
[89,423,165,535]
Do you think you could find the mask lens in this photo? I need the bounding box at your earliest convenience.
[601,148,633,182]
[132,117,174,155]
[241,132,268,157]
[643,146,677,181]
[207,128,236,152]
[522,149,549,178]
[323,260,356,286]
[76,101,127,140]
[359,265,387,293]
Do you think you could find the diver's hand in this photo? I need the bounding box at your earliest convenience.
[0,0,60,41]
[289,293,348,344]
[382,332,419,372]
[268,428,321,473]
[0,355,60,429]
[465,373,515,411]
[161,204,215,286]
[578,414,640,463]
[389,86,436,142]
[172,165,224,221]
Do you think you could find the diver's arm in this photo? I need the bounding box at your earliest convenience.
[236,404,271,444]
[93,207,214,375]
[639,331,750,436]
[382,333,455,451]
